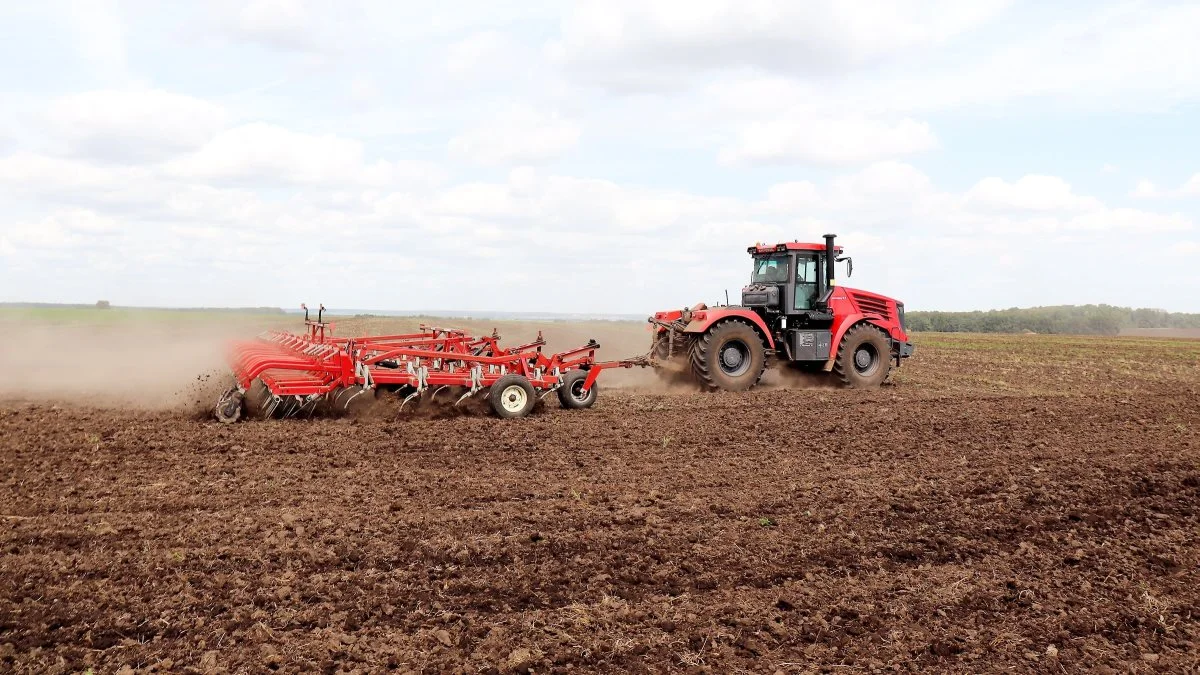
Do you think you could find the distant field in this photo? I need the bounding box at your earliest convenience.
[0,306,290,325]
[1121,327,1200,338]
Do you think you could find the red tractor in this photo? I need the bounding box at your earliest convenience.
[648,233,914,391]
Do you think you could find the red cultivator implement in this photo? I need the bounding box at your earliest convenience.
[214,305,651,422]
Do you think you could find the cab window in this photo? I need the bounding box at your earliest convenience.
[751,255,788,284]
[795,255,818,310]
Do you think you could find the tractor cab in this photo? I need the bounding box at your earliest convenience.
[741,235,846,326]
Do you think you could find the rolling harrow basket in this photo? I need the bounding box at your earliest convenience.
[214,305,650,422]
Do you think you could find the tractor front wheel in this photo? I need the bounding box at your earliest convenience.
[833,324,892,388]
[690,320,767,392]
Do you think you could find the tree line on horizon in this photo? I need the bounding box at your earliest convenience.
[905,304,1200,336]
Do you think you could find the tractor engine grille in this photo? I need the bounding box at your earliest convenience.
[850,292,892,320]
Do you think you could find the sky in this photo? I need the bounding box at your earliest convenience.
[1,0,1199,315]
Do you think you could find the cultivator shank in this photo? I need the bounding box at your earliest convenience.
[216,306,650,422]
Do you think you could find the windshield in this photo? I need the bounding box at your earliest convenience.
[751,255,789,284]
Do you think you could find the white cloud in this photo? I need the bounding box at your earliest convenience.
[553,0,1011,84]
[54,208,121,235]
[232,0,318,51]
[348,75,381,104]
[1184,175,1200,196]
[721,116,936,166]
[865,3,1200,113]
[0,152,152,198]
[1171,241,1200,256]
[448,107,580,165]
[629,3,1200,139]
[446,31,517,78]
[1063,208,1191,233]
[1131,179,1161,199]
[167,123,445,187]
[1131,174,1200,199]
[3,209,121,250]
[66,0,129,83]
[759,181,823,214]
[1,149,1195,311]
[47,89,229,162]
[965,176,1102,212]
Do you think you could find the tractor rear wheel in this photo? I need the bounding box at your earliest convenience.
[833,323,892,388]
[690,320,767,391]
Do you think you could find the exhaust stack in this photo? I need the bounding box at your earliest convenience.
[823,233,837,287]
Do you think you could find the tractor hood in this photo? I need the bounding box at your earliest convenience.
[831,286,909,338]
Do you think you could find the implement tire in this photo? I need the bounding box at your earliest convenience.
[833,323,892,388]
[557,369,598,409]
[489,374,536,418]
[690,320,767,392]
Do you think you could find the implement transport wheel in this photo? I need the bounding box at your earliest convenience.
[557,369,598,409]
[834,323,892,388]
[690,320,767,392]
[489,374,537,418]
[214,388,243,424]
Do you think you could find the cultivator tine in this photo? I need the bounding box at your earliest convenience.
[300,395,322,418]
[281,397,301,419]
[341,387,370,410]
[453,364,486,407]
[399,390,421,412]
[430,385,449,404]
[398,363,431,413]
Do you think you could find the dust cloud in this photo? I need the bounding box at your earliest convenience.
[0,313,833,412]
[0,319,268,411]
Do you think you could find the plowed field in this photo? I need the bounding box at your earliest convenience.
[2,323,1198,673]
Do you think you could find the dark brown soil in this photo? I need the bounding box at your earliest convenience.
[1,333,1199,673]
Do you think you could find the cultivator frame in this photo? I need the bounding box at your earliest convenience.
[215,305,650,422]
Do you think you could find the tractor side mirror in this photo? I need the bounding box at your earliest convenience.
[838,256,853,278]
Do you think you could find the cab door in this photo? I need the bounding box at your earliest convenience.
[794,253,819,310]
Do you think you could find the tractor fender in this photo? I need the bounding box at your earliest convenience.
[823,315,891,371]
[682,309,775,350]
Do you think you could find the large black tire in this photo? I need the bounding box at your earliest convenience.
[557,369,598,409]
[833,323,892,388]
[488,374,537,418]
[690,320,767,391]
